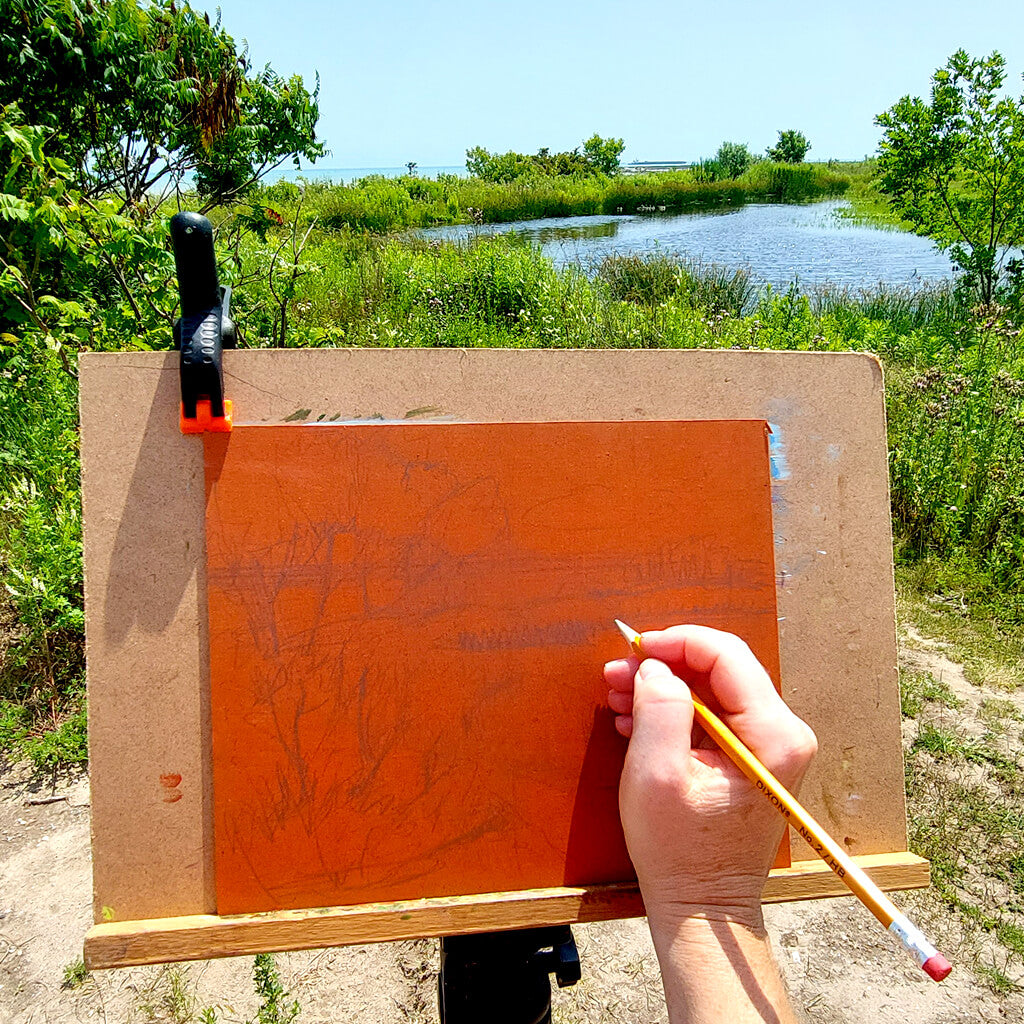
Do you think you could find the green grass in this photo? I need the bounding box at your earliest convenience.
[896,581,1024,690]
[911,723,1014,772]
[976,963,1019,995]
[980,698,1024,729]
[899,669,963,717]
[3,188,1024,769]
[900,597,1024,988]
[246,162,851,236]
[997,920,1024,958]
[61,958,89,990]
[906,763,1024,966]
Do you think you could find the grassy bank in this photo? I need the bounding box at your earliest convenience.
[258,161,850,234]
[2,217,1022,769]
[828,159,912,228]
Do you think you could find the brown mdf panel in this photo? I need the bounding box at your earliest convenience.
[80,349,904,930]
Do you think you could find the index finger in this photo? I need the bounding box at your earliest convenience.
[638,624,781,716]
[635,624,818,787]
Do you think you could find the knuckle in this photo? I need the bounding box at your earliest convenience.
[788,721,819,764]
[719,630,756,661]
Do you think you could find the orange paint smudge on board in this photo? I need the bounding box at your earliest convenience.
[159,772,183,803]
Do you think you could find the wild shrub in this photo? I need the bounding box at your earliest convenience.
[887,307,1024,619]
[0,337,84,749]
[597,253,754,316]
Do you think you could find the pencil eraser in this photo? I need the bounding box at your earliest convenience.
[922,954,952,981]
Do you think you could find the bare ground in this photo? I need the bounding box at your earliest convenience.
[1,632,1022,1023]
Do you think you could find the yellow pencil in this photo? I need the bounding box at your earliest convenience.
[613,619,952,982]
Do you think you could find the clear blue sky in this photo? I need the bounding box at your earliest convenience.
[192,0,1024,168]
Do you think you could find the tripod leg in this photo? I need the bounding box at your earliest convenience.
[437,926,578,1024]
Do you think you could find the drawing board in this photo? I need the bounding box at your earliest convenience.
[80,349,927,968]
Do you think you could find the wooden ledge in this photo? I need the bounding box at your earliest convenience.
[85,851,929,969]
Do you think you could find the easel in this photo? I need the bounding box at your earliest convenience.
[80,217,929,1021]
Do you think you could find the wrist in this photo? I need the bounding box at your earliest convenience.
[645,899,767,945]
[645,913,796,1024]
[638,871,768,934]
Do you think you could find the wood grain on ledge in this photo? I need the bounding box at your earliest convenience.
[84,852,929,969]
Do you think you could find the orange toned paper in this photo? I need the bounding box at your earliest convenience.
[204,419,782,914]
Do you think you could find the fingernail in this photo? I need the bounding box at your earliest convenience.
[637,658,668,680]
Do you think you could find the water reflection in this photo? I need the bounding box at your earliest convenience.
[420,201,954,291]
[516,218,621,243]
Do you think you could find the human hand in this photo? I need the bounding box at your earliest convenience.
[605,625,817,932]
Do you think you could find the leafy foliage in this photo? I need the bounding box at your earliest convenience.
[247,954,299,1024]
[886,304,1024,616]
[465,134,624,182]
[876,49,1024,304]
[582,133,625,175]
[714,141,755,179]
[0,2,324,766]
[0,328,83,708]
[19,702,88,769]
[766,129,811,163]
[0,104,173,352]
[0,0,325,211]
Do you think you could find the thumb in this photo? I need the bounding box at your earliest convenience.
[629,658,696,764]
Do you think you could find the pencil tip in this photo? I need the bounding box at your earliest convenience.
[614,619,638,645]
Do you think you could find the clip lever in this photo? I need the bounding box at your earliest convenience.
[171,212,235,433]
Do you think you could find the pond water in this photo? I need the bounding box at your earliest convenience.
[420,200,954,291]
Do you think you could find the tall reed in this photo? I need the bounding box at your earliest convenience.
[596,252,755,316]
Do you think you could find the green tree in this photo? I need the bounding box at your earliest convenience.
[766,130,810,163]
[0,0,326,350]
[465,145,533,182]
[0,2,322,762]
[0,0,325,211]
[582,133,625,175]
[467,136,625,181]
[714,141,754,179]
[0,104,171,349]
[875,49,1024,303]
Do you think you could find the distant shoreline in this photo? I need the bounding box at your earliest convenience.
[265,165,466,184]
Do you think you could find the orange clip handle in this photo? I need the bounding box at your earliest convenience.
[180,398,233,434]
